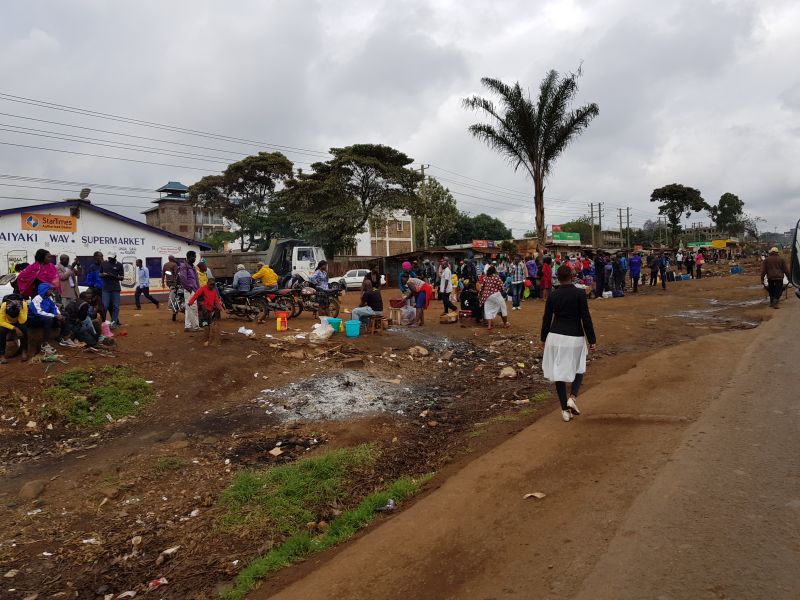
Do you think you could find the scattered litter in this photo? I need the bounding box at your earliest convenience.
[253,372,259,378]
[82,538,101,545]
[408,346,429,357]
[499,366,517,378]
[26,508,43,515]
[104,592,136,599]
[26,420,37,428]
[146,577,168,592]
[268,447,284,457]
[237,326,254,337]
[517,362,525,368]
[4,569,18,578]
[144,351,153,358]
[309,322,334,344]
[375,498,396,512]
[523,492,547,500]
[41,551,53,556]
[155,545,180,567]
[145,380,154,384]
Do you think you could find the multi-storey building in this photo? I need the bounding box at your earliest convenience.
[143,181,228,241]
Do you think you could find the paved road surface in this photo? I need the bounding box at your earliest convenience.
[257,306,800,600]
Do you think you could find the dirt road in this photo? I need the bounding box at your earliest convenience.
[260,299,799,599]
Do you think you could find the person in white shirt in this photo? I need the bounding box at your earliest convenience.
[439,260,457,315]
[135,259,160,310]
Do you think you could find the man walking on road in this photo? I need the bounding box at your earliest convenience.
[135,259,160,310]
[761,247,790,309]
[179,250,200,331]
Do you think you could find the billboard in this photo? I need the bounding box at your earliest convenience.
[21,213,77,233]
[551,232,580,242]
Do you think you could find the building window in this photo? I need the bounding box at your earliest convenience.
[179,207,187,215]
[179,225,188,232]
[396,221,404,232]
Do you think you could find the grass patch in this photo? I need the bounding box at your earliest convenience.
[517,407,536,416]
[219,444,377,535]
[488,414,519,424]
[221,474,432,600]
[41,366,153,427]
[153,457,186,473]
[531,392,550,403]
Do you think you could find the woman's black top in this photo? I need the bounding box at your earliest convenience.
[540,284,596,344]
[362,290,383,312]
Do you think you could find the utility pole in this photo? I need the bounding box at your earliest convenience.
[589,203,595,248]
[415,164,430,250]
[618,208,624,248]
[597,202,604,248]
[626,207,631,249]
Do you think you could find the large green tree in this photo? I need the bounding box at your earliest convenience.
[439,212,512,245]
[411,177,460,248]
[708,192,745,236]
[188,152,295,251]
[463,69,599,248]
[279,144,422,255]
[649,183,708,244]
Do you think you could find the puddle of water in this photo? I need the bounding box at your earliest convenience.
[708,298,764,308]
[256,370,441,421]
[387,326,476,354]
[671,308,723,319]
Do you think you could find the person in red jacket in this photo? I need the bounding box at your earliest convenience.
[188,278,223,345]
[540,256,553,302]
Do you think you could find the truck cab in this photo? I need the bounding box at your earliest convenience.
[291,246,326,279]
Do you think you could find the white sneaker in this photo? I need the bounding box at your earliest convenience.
[567,397,581,416]
[561,409,571,422]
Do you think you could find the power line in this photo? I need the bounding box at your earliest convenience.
[0,92,332,159]
[0,174,153,193]
[0,140,217,172]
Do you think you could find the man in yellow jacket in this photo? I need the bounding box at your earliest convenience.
[0,296,29,363]
[252,262,279,288]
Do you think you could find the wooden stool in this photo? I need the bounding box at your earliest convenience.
[388,307,402,326]
[367,315,385,335]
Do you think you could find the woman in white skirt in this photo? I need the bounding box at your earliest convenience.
[541,264,597,422]
[478,265,509,330]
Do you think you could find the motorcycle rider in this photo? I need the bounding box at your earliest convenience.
[252,262,279,290]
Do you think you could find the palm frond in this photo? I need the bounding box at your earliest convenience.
[541,103,599,176]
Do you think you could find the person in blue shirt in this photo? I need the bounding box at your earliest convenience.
[231,264,252,293]
[134,259,160,310]
[619,253,629,290]
[629,253,642,293]
[84,251,107,321]
[309,260,331,316]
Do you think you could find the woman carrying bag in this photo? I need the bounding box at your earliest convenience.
[541,265,597,422]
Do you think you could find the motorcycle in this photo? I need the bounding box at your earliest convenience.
[216,282,269,322]
[252,285,297,319]
[289,279,342,319]
[165,273,185,322]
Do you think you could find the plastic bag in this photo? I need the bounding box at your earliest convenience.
[400,305,416,325]
[309,322,334,344]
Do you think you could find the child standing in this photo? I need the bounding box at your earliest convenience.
[188,278,223,346]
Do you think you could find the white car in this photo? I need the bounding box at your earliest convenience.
[332,269,386,291]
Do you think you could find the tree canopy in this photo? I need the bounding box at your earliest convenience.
[188,152,295,251]
[463,69,599,248]
[649,183,708,243]
[411,177,460,248]
[708,192,745,236]
[278,144,422,255]
[439,212,512,245]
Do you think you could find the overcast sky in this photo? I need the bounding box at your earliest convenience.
[1,0,798,237]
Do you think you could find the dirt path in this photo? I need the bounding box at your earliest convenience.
[0,264,778,597]
[257,295,798,599]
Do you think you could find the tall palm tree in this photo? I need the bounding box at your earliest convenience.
[463,70,599,248]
